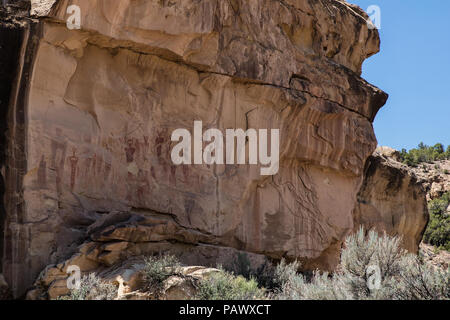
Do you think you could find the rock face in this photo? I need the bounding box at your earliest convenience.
[420,243,450,270]
[27,235,263,300]
[28,252,242,301]
[0,0,397,298]
[354,149,429,253]
[409,160,450,201]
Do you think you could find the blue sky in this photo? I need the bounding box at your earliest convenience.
[349,0,450,150]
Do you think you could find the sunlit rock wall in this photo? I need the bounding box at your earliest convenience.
[2,0,388,297]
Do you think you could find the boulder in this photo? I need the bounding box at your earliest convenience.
[26,213,271,300]
[374,146,401,162]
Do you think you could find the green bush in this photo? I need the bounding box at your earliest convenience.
[225,252,278,290]
[195,268,265,300]
[424,192,450,251]
[400,143,450,166]
[271,228,450,300]
[142,254,181,294]
[60,273,117,300]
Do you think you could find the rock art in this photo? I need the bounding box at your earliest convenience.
[1,0,420,298]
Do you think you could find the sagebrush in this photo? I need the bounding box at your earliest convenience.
[271,228,449,300]
[60,273,117,300]
[61,230,449,300]
[195,268,265,300]
[142,254,181,295]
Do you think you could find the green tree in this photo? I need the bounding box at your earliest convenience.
[424,192,450,250]
[434,143,444,154]
[399,143,449,166]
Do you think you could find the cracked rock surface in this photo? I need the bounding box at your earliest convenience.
[0,0,427,299]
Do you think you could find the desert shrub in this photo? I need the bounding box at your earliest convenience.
[272,259,301,291]
[424,192,450,250]
[61,273,117,300]
[336,229,409,299]
[227,252,252,279]
[272,228,450,300]
[269,259,352,300]
[142,254,181,293]
[195,269,265,300]
[225,252,278,290]
[270,260,306,300]
[391,254,450,299]
[253,260,279,290]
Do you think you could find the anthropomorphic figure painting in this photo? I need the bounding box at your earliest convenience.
[69,148,78,191]
[125,138,136,163]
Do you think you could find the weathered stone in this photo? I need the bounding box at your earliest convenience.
[31,0,55,16]
[114,265,221,300]
[160,266,221,300]
[2,0,392,298]
[27,227,268,300]
[404,158,450,201]
[420,243,450,270]
[47,279,70,299]
[374,146,401,162]
[354,154,429,253]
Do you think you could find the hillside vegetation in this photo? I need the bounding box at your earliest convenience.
[399,143,450,167]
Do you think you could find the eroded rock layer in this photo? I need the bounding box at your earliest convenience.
[1,0,393,297]
[354,150,429,253]
[26,210,272,300]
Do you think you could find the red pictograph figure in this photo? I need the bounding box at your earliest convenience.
[150,165,156,180]
[51,128,67,197]
[125,138,136,163]
[155,129,166,158]
[83,157,91,179]
[140,135,150,161]
[143,135,149,150]
[37,155,47,188]
[126,171,135,202]
[169,164,177,186]
[182,165,189,182]
[136,169,150,205]
[104,162,111,181]
[92,153,97,175]
[51,128,66,168]
[69,148,79,191]
[96,153,103,175]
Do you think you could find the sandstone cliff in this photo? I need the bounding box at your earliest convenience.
[0,0,429,299]
[354,148,429,253]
